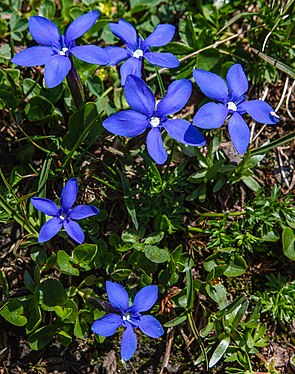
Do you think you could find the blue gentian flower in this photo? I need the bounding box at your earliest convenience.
[91,281,164,361]
[105,19,180,85]
[11,11,109,88]
[31,178,99,243]
[193,64,280,154]
[103,75,206,164]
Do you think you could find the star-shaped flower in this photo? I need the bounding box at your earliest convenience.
[102,75,206,164]
[31,178,99,243]
[193,64,280,154]
[11,11,109,88]
[91,281,164,361]
[105,19,180,85]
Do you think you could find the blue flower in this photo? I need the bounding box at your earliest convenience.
[102,75,206,164]
[105,19,180,85]
[11,11,109,88]
[193,64,280,154]
[31,178,99,243]
[91,281,164,361]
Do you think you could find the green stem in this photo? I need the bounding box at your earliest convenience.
[92,175,118,191]
[66,57,85,110]
[0,195,37,235]
[62,114,101,169]
[155,66,165,97]
[187,312,208,369]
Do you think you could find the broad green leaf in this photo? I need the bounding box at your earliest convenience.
[72,244,97,271]
[28,325,56,350]
[282,227,295,260]
[242,176,260,192]
[144,245,169,263]
[209,337,231,368]
[206,283,227,304]
[57,250,79,276]
[0,299,27,326]
[25,96,54,122]
[224,254,247,277]
[40,278,67,311]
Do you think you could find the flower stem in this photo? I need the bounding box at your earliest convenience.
[66,57,85,110]
[155,66,165,98]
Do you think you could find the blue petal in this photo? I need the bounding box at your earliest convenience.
[61,178,78,211]
[142,24,175,48]
[146,128,167,165]
[29,16,60,46]
[103,110,149,137]
[193,102,228,129]
[105,46,129,65]
[137,315,164,338]
[121,323,137,361]
[238,100,280,124]
[69,205,99,220]
[65,10,99,44]
[70,45,109,65]
[38,217,62,243]
[120,57,142,86]
[124,75,155,117]
[131,285,158,313]
[228,112,250,154]
[106,281,129,312]
[11,46,53,67]
[164,119,206,146]
[31,197,59,216]
[144,52,179,68]
[91,313,122,337]
[193,69,228,102]
[109,19,137,48]
[226,64,248,101]
[63,219,85,243]
[157,79,192,117]
[44,55,71,88]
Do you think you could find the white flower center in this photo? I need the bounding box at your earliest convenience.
[59,47,69,56]
[123,312,131,321]
[59,213,66,221]
[227,101,237,111]
[270,111,280,119]
[133,49,143,59]
[150,117,161,127]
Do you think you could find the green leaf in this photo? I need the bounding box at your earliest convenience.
[0,299,27,326]
[206,283,227,304]
[251,48,295,79]
[251,131,295,156]
[39,0,56,19]
[72,244,97,271]
[57,250,79,276]
[26,300,42,334]
[144,245,169,263]
[63,102,101,151]
[57,330,72,346]
[144,231,164,245]
[164,313,187,327]
[282,227,295,260]
[242,176,260,192]
[39,278,67,311]
[74,312,89,339]
[218,12,256,34]
[25,96,54,122]
[28,325,56,350]
[186,269,194,310]
[224,254,247,277]
[209,337,231,368]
